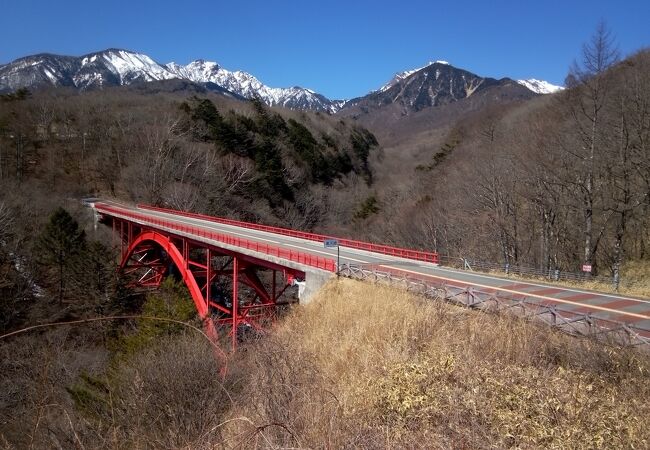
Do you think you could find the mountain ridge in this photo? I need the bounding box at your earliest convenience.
[0,49,341,112]
[0,49,562,112]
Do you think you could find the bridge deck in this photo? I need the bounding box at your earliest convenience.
[96,203,650,337]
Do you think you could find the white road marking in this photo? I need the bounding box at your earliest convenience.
[386,266,650,321]
[200,226,281,245]
[430,264,650,304]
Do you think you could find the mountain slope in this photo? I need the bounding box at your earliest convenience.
[336,61,540,187]
[0,53,80,90]
[0,49,339,112]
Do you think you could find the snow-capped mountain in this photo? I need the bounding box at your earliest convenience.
[0,49,340,112]
[76,50,178,88]
[342,61,533,114]
[516,78,564,94]
[339,60,541,120]
[0,50,177,92]
[374,61,561,97]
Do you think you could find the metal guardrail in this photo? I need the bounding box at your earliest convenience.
[95,204,337,272]
[438,256,625,291]
[339,263,650,348]
[137,204,440,264]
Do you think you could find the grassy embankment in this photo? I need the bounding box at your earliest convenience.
[222,278,650,448]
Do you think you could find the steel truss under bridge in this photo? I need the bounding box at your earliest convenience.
[109,216,303,351]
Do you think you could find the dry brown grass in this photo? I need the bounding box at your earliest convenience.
[224,278,650,449]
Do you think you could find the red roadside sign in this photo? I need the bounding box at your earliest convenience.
[582,264,592,273]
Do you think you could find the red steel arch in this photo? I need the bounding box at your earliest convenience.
[117,225,298,351]
[120,230,209,318]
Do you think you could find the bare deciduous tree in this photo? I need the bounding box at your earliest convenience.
[564,21,620,268]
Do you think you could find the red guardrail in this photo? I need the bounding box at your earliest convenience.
[95,204,337,272]
[137,204,439,264]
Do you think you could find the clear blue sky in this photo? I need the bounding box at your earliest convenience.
[2,0,649,99]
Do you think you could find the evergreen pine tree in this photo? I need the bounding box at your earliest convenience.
[37,208,86,303]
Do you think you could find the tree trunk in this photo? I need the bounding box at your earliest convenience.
[58,259,64,304]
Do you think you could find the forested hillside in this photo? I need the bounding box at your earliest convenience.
[0,85,378,224]
[0,85,379,333]
[3,30,647,285]
[361,39,650,281]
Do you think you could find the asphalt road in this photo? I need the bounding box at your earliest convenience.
[98,203,650,335]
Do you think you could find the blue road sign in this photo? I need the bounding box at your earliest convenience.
[323,239,339,248]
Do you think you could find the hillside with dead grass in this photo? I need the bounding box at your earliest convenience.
[226,278,650,449]
[2,278,649,449]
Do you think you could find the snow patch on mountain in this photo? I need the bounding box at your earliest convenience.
[378,69,418,93]
[43,68,56,82]
[80,55,98,66]
[377,60,452,93]
[517,78,564,94]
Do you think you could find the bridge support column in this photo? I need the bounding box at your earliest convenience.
[299,269,335,304]
[232,256,239,351]
[272,270,276,301]
[206,249,211,314]
[120,221,124,257]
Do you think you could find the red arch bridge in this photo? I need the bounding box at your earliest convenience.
[93,202,650,350]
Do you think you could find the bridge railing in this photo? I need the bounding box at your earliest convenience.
[96,204,337,272]
[137,204,439,264]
